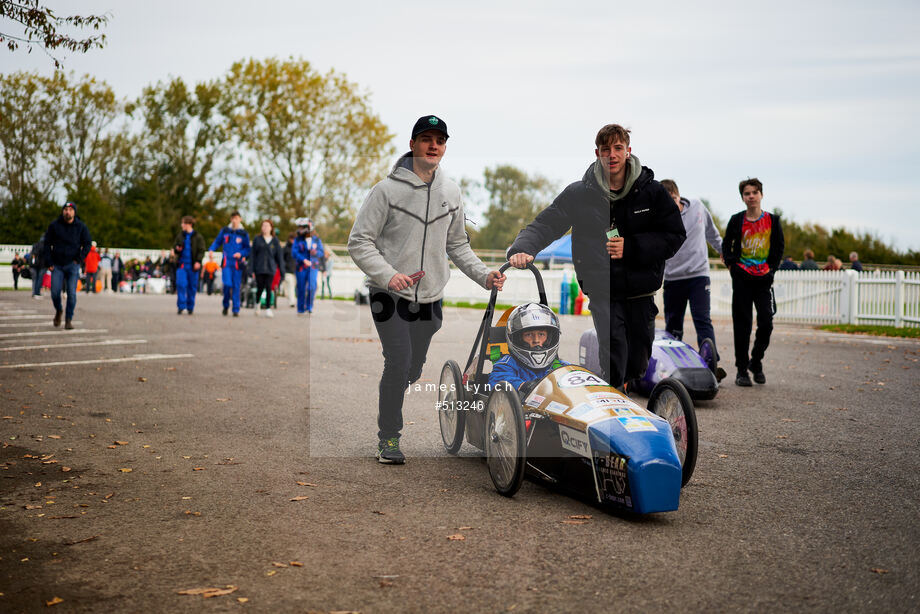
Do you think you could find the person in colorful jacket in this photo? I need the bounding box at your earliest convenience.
[208,211,251,316]
[488,303,569,393]
[723,178,784,387]
[172,216,207,315]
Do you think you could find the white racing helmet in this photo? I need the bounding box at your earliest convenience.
[293,217,314,233]
[506,303,561,370]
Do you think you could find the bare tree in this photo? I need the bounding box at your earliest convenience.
[0,0,108,67]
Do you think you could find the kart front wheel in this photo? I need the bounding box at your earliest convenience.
[485,382,526,497]
[438,360,466,455]
[648,377,698,487]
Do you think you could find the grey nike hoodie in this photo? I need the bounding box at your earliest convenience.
[348,153,491,303]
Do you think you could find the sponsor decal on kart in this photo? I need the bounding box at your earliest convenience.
[556,370,606,388]
[617,416,656,432]
[653,338,683,348]
[593,451,633,508]
[558,425,591,458]
[524,394,545,408]
[566,403,596,421]
[545,401,568,415]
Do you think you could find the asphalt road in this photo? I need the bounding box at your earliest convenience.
[1,289,918,613]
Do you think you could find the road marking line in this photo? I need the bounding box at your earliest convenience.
[0,315,48,320]
[0,339,147,352]
[0,321,82,328]
[0,329,108,339]
[0,353,194,369]
[0,310,39,315]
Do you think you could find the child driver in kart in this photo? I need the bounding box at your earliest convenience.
[489,303,569,394]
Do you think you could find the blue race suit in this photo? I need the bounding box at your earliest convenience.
[292,235,324,313]
[488,354,569,392]
[209,226,251,314]
[176,231,199,312]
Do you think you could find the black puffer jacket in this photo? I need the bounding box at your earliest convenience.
[43,216,92,267]
[250,235,285,276]
[509,162,685,299]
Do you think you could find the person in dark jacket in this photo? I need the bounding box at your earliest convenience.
[250,219,285,317]
[172,216,207,314]
[283,233,297,308]
[508,124,686,389]
[722,178,784,387]
[11,253,26,290]
[800,249,819,271]
[43,201,92,329]
[30,235,46,298]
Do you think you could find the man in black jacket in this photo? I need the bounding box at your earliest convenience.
[43,202,92,329]
[722,178,784,386]
[508,124,685,388]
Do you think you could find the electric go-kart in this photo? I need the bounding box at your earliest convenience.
[437,263,698,514]
[579,328,720,400]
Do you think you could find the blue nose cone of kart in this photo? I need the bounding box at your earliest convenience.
[587,416,682,514]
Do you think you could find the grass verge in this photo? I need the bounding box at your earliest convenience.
[818,324,920,339]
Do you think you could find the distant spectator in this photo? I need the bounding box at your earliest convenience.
[849,251,863,272]
[202,253,219,295]
[83,242,100,293]
[10,253,25,290]
[172,215,207,315]
[321,250,334,299]
[43,201,92,330]
[111,252,124,292]
[823,255,842,271]
[800,249,819,271]
[283,232,297,308]
[250,219,285,318]
[778,256,799,270]
[98,249,113,292]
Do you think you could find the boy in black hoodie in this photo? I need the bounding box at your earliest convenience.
[43,202,92,329]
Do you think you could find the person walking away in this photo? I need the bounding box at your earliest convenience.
[111,252,124,292]
[98,249,113,291]
[283,232,297,308]
[250,219,285,317]
[659,179,725,380]
[723,178,784,387]
[173,216,207,315]
[83,242,100,293]
[321,250,334,299]
[30,235,46,298]
[43,202,92,329]
[778,256,798,270]
[208,211,251,317]
[349,114,506,464]
[800,249,819,270]
[11,253,25,290]
[507,123,685,390]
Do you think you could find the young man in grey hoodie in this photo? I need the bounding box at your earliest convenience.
[660,179,726,381]
[348,115,505,464]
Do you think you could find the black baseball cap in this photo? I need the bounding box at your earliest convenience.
[411,115,449,139]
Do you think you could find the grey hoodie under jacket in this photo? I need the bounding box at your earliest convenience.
[348,153,490,303]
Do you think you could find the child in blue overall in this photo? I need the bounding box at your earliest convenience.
[489,303,568,394]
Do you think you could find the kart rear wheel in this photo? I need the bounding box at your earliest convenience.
[698,337,717,374]
[438,360,466,455]
[485,383,526,497]
[648,377,698,487]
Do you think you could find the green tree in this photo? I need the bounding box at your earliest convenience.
[472,165,557,250]
[220,57,393,240]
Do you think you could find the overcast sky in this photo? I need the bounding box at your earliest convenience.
[4,0,919,251]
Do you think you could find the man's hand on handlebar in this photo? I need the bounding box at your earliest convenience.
[509,253,533,269]
[486,270,506,291]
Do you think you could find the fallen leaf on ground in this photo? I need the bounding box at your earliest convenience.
[272,562,287,568]
[106,445,117,449]
[137,377,147,382]
[193,467,204,471]
[114,441,128,445]
[290,496,309,502]
[447,534,465,541]
[177,585,238,598]
[45,596,64,606]
[457,526,474,530]
[237,597,249,603]
[372,510,386,515]
[61,467,71,472]
[47,435,61,440]
[870,568,890,574]
[119,468,132,473]
[25,504,42,510]
[215,398,230,402]
[568,515,592,520]
[296,481,317,487]
[718,454,729,458]
[266,570,277,576]
[290,561,303,567]
[776,435,787,439]
[184,511,201,516]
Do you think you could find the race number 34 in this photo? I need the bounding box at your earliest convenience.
[557,370,606,388]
